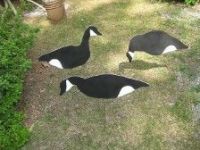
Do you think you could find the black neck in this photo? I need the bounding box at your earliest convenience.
[81,28,90,46]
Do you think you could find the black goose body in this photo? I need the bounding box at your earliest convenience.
[39,26,102,69]
[60,74,149,99]
[127,30,188,62]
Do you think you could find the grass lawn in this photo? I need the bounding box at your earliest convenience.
[21,0,200,149]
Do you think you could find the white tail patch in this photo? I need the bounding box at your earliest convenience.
[163,45,177,54]
[128,51,135,59]
[118,86,135,98]
[66,80,74,92]
[90,29,97,36]
[49,59,63,69]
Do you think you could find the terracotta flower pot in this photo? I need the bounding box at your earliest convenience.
[44,0,66,22]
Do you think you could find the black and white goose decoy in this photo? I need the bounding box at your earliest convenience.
[60,74,149,99]
[126,30,188,62]
[38,26,102,69]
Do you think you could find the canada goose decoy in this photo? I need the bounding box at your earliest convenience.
[38,26,102,69]
[60,74,149,99]
[126,30,188,62]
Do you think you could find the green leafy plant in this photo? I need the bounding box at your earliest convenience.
[185,0,199,5]
[0,9,38,149]
[157,0,199,5]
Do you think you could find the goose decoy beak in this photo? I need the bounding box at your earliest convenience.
[126,52,132,62]
[96,30,102,36]
[60,80,66,95]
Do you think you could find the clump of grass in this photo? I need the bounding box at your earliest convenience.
[135,120,163,150]
[192,85,200,93]
[170,92,196,122]
[179,64,194,78]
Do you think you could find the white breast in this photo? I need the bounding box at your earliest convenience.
[163,45,177,54]
[118,86,135,98]
[49,59,63,69]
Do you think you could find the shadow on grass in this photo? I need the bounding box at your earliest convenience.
[119,60,166,71]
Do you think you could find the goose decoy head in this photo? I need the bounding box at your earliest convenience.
[126,51,135,62]
[60,79,72,95]
[88,26,102,36]
[60,77,84,95]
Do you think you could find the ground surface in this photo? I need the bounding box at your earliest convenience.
[21,0,200,149]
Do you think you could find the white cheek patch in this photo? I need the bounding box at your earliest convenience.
[163,45,177,54]
[49,59,63,69]
[128,51,135,59]
[66,80,74,92]
[90,29,97,37]
[118,86,135,98]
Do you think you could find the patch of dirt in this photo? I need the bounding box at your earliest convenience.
[20,64,48,127]
[162,4,200,21]
[19,41,57,126]
[181,7,200,19]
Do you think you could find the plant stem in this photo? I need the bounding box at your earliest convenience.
[6,0,17,15]
[26,0,46,11]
